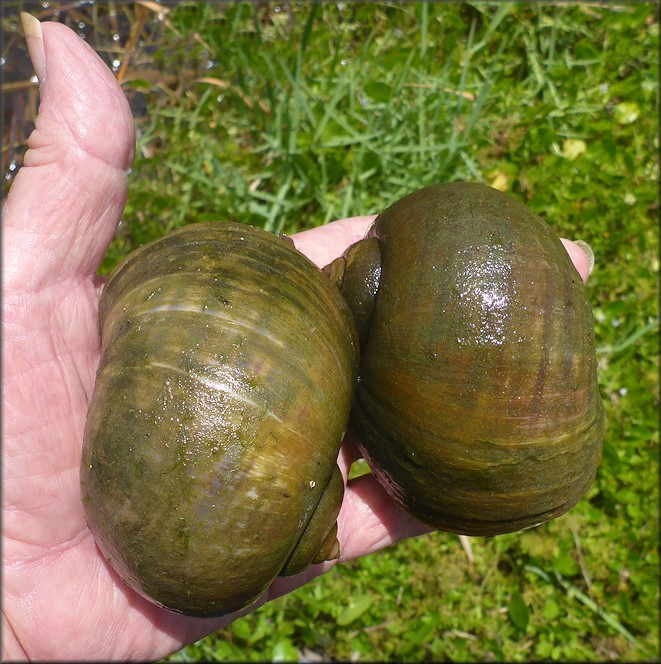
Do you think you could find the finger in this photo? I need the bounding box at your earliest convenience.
[336,426,364,480]
[291,215,376,268]
[337,474,432,561]
[291,218,595,284]
[3,16,135,292]
[561,238,594,284]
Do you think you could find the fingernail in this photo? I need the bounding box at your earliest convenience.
[574,240,595,275]
[21,12,46,85]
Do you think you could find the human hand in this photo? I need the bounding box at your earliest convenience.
[2,15,592,662]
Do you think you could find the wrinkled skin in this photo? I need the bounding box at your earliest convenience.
[2,19,591,662]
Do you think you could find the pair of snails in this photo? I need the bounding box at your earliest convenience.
[81,182,605,616]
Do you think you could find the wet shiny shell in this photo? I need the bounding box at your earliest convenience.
[81,222,358,616]
[352,182,605,536]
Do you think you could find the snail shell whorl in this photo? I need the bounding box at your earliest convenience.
[81,222,358,616]
[334,182,605,536]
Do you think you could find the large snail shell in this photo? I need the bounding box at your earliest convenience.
[329,182,605,536]
[81,222,358,616]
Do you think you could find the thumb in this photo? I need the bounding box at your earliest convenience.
[2,14,135,293]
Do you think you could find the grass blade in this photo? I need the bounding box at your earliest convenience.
[524,565,650,656]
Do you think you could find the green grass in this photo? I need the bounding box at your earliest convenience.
[8,1,659,661]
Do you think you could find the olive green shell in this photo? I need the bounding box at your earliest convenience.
[339,182,605,536]
[80,222,358,616]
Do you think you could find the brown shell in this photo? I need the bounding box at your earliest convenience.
[345,182,605,536]
[81,222,358,616]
